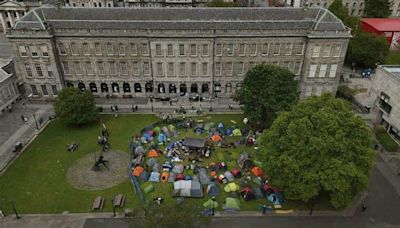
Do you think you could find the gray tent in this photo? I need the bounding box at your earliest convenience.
[224,171,234,182]
[173,180,203,198]
[183,138,205,149]
[135,146,145,156]
[162,126,171,137]
[146,158,158,168]
[237,152,254,170]
[168,173,177,182]
[198,167,210,185]
[152,163,161,172]
[172,164,184,174]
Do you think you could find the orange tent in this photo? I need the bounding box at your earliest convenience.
[161,172,170,183]
[251,166,263,177]
[211,134,222,142]
[132,166,144,177]
[147,149,158,158]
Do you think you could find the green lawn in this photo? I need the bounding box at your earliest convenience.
[384,51,400,65]
[376,132,399,152]
[0,113,333,214]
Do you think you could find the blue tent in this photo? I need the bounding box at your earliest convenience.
[207,182,220,197]
[267,193,280,205]
[148,172,160,182]
[167,141,175,150]
[225,129,233,136]
[158,133,166,144]
[143,132,152,141]
[217,122,224,129]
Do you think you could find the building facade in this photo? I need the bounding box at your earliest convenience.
[0,0,41,34]
[7,7,350,107]
[372,65,400,140]
[0,58,19,113]
[301,0,400,17]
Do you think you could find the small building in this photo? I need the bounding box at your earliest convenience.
[0,58,19,113]
[372,65,400,140]
[361,18,400,51]
[182,137,205,151]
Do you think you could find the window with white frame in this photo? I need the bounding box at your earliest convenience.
[295,42,304,55]
[227,62,233,75]
[35,64,43,77]
[157,62,163,76]
[132,62,139,75]
[95,43,102,55]
[46,64,53,77]
[239,43,245,56]
[70,43,78,55]
[250,43,257,56]
[106,43,114,55]
[238,62,244,75]
[120,61,128,75]
[215,62,222,75]
[83,43,90,55]
[19,46,27,57]
[179,44,185,56]
[318,64,327,78]
[322,44,331,57]
[179,62,186,76]
[119,43,125,56]
[308,64,317,78]
[261,43,268,55]
[273,43,280,55]
[74,61,82,75]
[294,61,302,75]
[190,44,197,56]
[97,61,105,75]
[191,62,197,76]
[216,43,222,56]
[156,44,162,56]
[31,46,38,57]
[141,43,149,56]
[167,44,173,56]
[202,63,208,76]
[202,44,209,56]
[40,46,49,57]
[62,62,70,75]
[130,43,138,56]
[332,44,342,57]
[227,43,234,56]
[86,62,94,75]
[312,44,321,57]
[283,61,290,69]
[25,64,33,77]
[109,62,117,75]
[143,62,150,75]
[167,62,174,76]
[329,64,338,78]
[285,43,292,55]
[58,43,66,55]
[41,85,48,95]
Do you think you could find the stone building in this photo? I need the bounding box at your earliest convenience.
[371,65,400,140]
[0,0,41,33]
[301,0,400,17]
[7,7,350,108]
[0,58,19,113]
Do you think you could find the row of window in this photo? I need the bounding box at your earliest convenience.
[65,81,240,94]
[24,64,53,78]
[19,45,49,58]
[308,64,338,79]
[62,61,151,76]
[58,42,149,56]
[155,43,210,57]
[311,44,342,58]
[155,62,208,77]
[215,42,305,57]
[30,84,58,96]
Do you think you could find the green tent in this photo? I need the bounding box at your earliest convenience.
[232,129,242,136]
[168,124,176,132]
[153,126,161,134]
[224,183,239,192]
[223,197,240,210]
[204,122,215,131]
[143,183,154,194]
[203,199,219,209]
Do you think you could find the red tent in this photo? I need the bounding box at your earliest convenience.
[361,18,400,50]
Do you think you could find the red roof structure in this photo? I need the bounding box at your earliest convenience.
[361,18,400,50]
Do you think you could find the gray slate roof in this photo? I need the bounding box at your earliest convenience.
[13,7,347,32]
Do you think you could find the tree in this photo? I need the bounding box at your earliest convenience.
[258,94,374,208]
[206,0,239,7]
[328,0,348,22]
[346,30,390,68]
[128,202,210,228]
[365,0,391,18]
[235,64,298,129]
[54,87,98,125]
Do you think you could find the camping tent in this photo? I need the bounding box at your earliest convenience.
[267,193,281,205]
[168,124,176,132]
[223,197,240,210]
[162,126,171,137]
[224,183,239,192]
[211,134,222,142]
[152,163,161,172]
[168,173,176,182]
[224,171,234,182]
[237,152,254,170]
[148,172,160,182]
[206,182,220,197]
[161,172,170,183]
[217,122,224,129]
[194,124,204,134]
[203,199,219,209]
[182,138,205,150]
[173,180,203,198]
[204,122,214,131]
[233,129,242,136]
[135,146,145,156]
[197,167,210,185]
[240,187,255,201]
[251,166,263,177]
[146,158,157,168]
[147,149,159,158]
[132,166,144,177]
[225,128,233,136]
[172,164,184,174]
[157,133,166,144]
[153,126,161,134]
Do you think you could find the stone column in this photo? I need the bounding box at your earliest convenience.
[0,12,6,34]
[7,11,14,27]
[16,11,20,21]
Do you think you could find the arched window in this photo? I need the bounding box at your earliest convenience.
[190,83,198,93]
[201,83,209,93]
[236,83,242,91]
[123,82,131,93]
[66,82,74,87]
[145,82,152,92]
[93,2,97,7]
[225,83,232,93]
[214,82,221,93]
[112,83,119,93]
[169,83,177,93]
[134,83,142,93]
[89,83,97,92]
[180,84,187,96]
[158,83,165,93]
[78,82,85,91]
[101,83,108,93]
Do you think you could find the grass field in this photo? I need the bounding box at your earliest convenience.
[0,113,333,214]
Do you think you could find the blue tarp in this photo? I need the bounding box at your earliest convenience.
[158,133,166,143]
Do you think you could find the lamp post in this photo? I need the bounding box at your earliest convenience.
[211,196,216,216]
[111,199,116,217]
[11,200,21,219]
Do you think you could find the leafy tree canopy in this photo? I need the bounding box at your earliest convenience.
[54,87,98,125]
[328,0,349,22]
[346,30,390,68]
[365,0,391,18]
[235,64,298,129]
[206,0,239,7]
[259,94,374,208]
